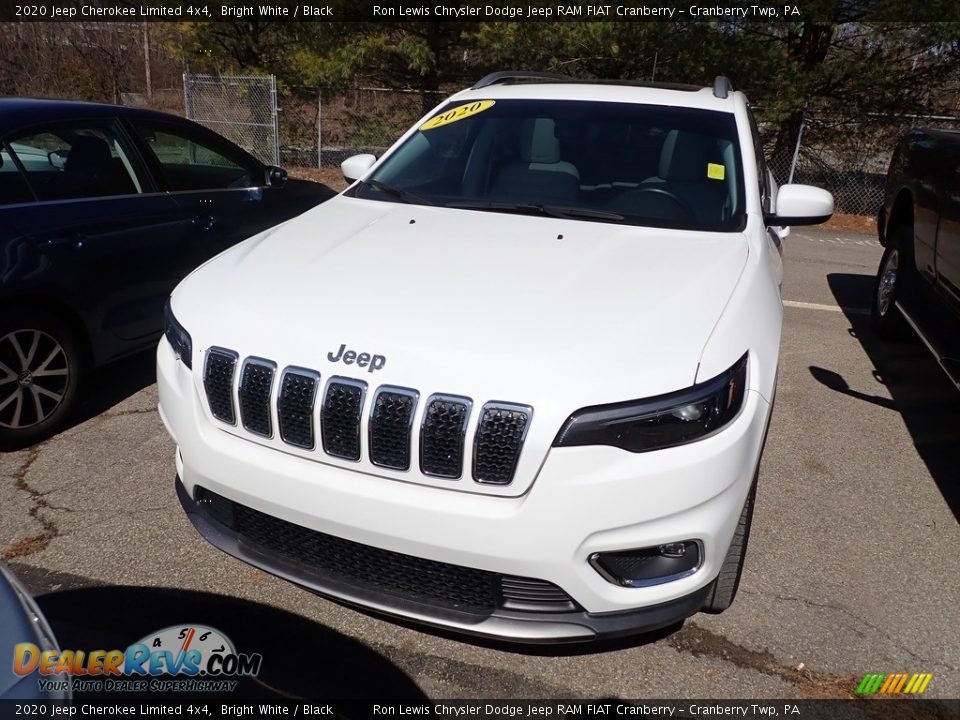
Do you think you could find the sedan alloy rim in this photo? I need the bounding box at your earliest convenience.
[0,329,70,429]
[877,249,899,316]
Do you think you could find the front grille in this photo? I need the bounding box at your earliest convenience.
[232,498,499,613]
[204,348,238,425]
[196,487,579,617]
[473,403,532,485]
[368,387,418,470]
[238,359,275,437]
[500,576,578,613]
[199,346,535,488]
[277,369,319,449]
[420,395,472,478]
[321,379,366,461]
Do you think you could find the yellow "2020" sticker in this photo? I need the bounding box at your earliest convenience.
[707,163,726,180]
[420,100,496,131]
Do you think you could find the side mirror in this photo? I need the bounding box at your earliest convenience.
[48,150,68,170]
[341,154,376,183]
[266,165,288,188]
[765,184,834,226]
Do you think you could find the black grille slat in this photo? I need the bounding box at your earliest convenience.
[231,499,499,614]
[321,379,366,461]
[473,403,532,485]
[238,359,275,437]
[500,576,577,612]
[204,348,238,425]
[369,387,418,470]
[278,369,319,449]
[420,395,471,479]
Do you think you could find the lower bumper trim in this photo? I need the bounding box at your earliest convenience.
[176,476,709,643]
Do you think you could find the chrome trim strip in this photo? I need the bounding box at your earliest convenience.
[277,366,321,450]
[368,385,420,472]
[238,356,277,439]
[472,401,533,485]
[588,540,704,588]
[203,346,239,426]
[895,300,960,391]
[419,393,473,480]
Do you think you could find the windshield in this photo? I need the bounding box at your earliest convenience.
[354,99,745,232]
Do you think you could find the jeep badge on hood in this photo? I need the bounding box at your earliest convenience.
[327,343,386,373]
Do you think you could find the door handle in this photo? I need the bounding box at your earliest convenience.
[45,234,84,250]
[194,214,216,231]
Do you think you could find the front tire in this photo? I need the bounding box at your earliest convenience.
[0,308,84,451]
[702,476,757,614]
[871,225,913,341]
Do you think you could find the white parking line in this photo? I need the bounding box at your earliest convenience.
[783,299,871,316]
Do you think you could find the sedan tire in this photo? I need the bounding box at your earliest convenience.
[0,308,84,451]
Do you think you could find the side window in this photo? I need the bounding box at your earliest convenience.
[131,121,262,191]
[7,123,143,202]
[0,145,36,205]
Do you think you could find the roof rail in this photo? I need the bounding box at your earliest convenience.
[472,71,573,90]
[713,75,732,99]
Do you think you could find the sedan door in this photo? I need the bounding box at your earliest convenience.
[124,118,299,265]
[1,119,197,356]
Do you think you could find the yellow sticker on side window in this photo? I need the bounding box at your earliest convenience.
[420,100,496,131]
[707,163,726,180]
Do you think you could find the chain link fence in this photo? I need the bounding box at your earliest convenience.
[183,74,279,166]
[277,86,442,169]
[175,81,960,217]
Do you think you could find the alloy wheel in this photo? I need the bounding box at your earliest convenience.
[876,249,899,317]
[0,328,70,429]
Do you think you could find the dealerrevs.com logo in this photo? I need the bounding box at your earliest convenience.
[13,624,262,693]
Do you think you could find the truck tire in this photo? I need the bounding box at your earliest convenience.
[871,224,913,341]
[0,308,85,451]
[702,475,757,614]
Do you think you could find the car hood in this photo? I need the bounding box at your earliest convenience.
[173,196,748,493]
[178,194,748,399]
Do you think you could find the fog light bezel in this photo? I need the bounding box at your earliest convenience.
[589,540,704,588]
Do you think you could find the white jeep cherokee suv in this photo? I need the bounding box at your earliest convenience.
[158,73,833,643]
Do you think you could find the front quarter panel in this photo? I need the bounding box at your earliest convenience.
[697,214,782,406]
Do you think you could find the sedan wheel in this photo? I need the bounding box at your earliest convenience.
[0,329,70,429]
[876,248,898,318]
[0,310,84,450]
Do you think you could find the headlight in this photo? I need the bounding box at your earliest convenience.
[553,353,748,453]
[163,299,193,369]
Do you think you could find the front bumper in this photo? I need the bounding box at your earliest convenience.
[159,339,771,642]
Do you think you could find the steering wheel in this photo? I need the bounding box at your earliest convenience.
[624,187,696,218]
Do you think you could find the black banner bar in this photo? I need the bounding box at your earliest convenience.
[2,0,960,23]
[0,699,958,719]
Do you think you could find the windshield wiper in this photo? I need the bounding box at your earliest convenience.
[445,200,623,222]
[361,179,435,206]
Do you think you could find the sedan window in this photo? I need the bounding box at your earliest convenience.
[7,124,143,202]
[0,146,35,205]
[131,121,262,191]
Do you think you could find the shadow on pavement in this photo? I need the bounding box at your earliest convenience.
[69,347,158,428]
[815,272,960,522]
[27,577,426,701]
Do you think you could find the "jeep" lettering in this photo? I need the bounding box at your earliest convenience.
[327,343,386,373]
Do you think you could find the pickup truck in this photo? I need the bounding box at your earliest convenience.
[874,128,960,388]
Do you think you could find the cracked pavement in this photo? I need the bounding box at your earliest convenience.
[0,226,957,701]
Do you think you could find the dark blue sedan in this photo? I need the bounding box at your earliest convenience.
[0,98,335,449]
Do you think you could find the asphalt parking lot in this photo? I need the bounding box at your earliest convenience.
[1,224,958,701]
